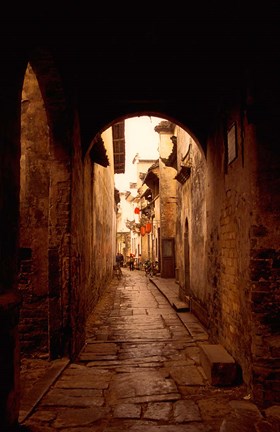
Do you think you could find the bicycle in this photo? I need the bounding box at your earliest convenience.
[144,260,158,277]
[113,264,122,280]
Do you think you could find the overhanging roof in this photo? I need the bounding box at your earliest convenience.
[161,136,177,169]
[89,134,109,167]
[142,160,159,189]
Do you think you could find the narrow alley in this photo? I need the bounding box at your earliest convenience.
[19,269,278,432]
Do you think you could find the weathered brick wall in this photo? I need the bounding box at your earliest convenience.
[206,106,256,386]
[19,63,50,355]
[175,91,279,405]
[19,61,75,360]
[47,160,71,359]
[19,60,73,360]
[206,84,280,405]
[71,125,116,351]
[18,62,118,363]
[248,97,280,405]
[68,114,85,358]
[0,50,30,430]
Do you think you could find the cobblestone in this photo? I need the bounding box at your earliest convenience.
[19,269,280,431]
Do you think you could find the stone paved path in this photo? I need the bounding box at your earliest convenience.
[20,269,280,431]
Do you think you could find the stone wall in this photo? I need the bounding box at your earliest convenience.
[175,127,207,324]
[205,87,280,404]
[82,127,116,321]
[156,122,177,278]
[248,88,280,405]
[17,61,118,363]
[174,90,280,405]
[19,62,73,360]
[0,49,29,430]
[19,63,50,356]
[206,103,256,387]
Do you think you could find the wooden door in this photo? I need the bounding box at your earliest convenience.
[161,238,175,278]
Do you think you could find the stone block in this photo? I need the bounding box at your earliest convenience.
[173,297,190,312]
[199,344,238,386]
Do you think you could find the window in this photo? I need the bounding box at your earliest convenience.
[227,122,237,164]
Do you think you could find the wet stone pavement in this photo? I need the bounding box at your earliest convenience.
[20,268,280,431]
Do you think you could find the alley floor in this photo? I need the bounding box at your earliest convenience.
[19,268,280,431]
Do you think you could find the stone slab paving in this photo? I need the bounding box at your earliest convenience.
[19,358,70,423]
[20,269,280,431]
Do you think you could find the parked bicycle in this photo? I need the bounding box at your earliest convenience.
[144,260,159,277]
[113,263,122,280]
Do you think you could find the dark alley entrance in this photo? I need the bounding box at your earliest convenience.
[1,15,280,431]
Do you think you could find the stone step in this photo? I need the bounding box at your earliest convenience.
[199,344,238,386]
[172,298,190,312]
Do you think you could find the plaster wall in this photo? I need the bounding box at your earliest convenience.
[157,128,177,277]
[136,158,157,188]
[158,132,177,239]
[175,127,207,318]
[82,128,116,319]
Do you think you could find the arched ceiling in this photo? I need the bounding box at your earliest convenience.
[1,11,279,154]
